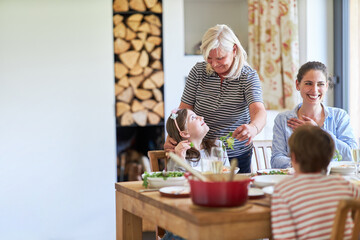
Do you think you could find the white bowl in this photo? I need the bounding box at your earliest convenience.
[330,161,356,175]
[253,175,289,188]
[142,172,187,189]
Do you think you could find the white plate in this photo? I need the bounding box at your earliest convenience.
[193,166,240,174]
[330,161,355,166]
[248,188,264,197]
[330,161,356,174]
[142,172,187,189]
[159,186,190,198]
[343,175,360,184]
[262,186,274,196]
[257,168,294,175]
[252,175,289,188]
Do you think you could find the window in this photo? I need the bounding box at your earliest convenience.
[333,0,349,110]
[335,0,360,144]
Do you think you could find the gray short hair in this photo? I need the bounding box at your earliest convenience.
[200,24,247,79]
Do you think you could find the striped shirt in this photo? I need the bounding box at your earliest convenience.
[181,62,263,158]
[271,174,360,240]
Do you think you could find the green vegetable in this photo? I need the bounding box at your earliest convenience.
[189,142,194,148]
[220,132,235,151]
[333,150,342,161]
[268,170,286,175]
[142,171,184,188]
[259,170,287,175]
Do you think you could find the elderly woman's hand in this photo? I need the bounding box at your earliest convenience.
[232,124,258,146]
[164,136,178,153]
[287,116,318,131]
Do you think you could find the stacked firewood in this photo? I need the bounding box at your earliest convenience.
[113,0,164,126]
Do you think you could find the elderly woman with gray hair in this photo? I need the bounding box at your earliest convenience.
[164,24,266,173]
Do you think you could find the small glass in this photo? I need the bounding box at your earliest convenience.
[352,149,360,176]
[210,147,225,174]
[200,158,212,173]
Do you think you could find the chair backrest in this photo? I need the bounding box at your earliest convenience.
[147,150,168,238]
[252,140,272,172]
[331,198,360,240]
[147,150,167,172]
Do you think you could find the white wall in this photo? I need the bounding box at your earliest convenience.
[298,0,334,106]
[163,0,187,121]
[184,0,248,55]
[0,1,116,239]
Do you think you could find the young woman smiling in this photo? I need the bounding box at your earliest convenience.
[271,61,358,169]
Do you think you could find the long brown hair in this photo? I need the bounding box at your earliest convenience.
[165,109,216,161]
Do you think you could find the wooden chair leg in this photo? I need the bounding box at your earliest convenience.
[119,153,126,182]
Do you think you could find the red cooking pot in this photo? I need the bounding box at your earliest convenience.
[188,175,251,208]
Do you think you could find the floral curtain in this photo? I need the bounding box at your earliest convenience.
[248,0,299,110]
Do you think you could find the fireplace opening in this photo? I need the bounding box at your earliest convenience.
[116,125,164,181]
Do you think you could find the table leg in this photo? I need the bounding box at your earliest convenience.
[116,191,142,240]
[123,210,142,240]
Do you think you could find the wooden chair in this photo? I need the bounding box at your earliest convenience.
[148,150,167,171]
[117,152,126,182]
[331,198,360,240]
[252,140,272,172]
[147,150,167,238]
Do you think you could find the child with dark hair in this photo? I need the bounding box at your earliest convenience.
[271,125,360,239]
[165,108,230,171]
[162,108,230,240]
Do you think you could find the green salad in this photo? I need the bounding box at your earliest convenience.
[266,170,287,175]
[258,169,289,175]
[220,132,235,151]
[142,171,184,188]
[333,150,342,161]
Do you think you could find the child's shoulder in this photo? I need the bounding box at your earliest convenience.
[274,174,326,191]
[275,174,351,191]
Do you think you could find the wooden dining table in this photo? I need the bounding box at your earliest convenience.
[115,181,272,240]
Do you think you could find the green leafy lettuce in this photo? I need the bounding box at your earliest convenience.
[142,171,184,188]
[333,150,342,161]
[220,132,235,151]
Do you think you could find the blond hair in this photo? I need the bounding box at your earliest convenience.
[200,24,248,80]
